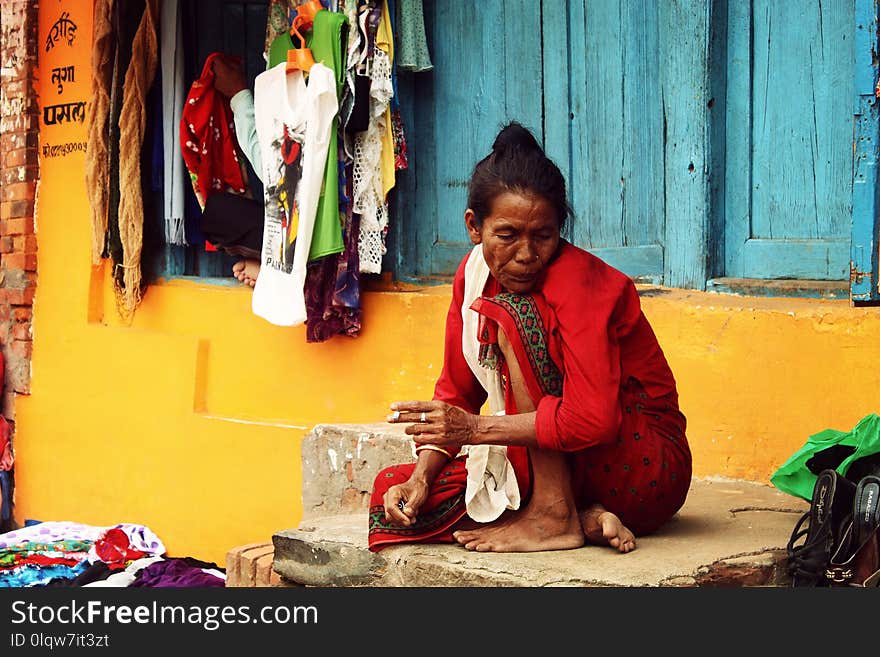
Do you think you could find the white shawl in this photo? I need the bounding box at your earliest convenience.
[459,245,521,522]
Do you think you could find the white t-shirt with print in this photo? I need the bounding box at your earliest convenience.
[251,61,338,327]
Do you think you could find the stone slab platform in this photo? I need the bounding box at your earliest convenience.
[273,477,809,587]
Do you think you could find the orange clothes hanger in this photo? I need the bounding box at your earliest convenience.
[286,15,314,73]
[293,0,323,29]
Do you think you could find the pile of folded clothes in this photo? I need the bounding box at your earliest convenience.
[0,520,225,587]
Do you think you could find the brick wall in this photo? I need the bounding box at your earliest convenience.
[226,542,287,587]
[0,0,40,431]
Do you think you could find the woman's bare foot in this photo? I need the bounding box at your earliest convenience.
[579,504,636,553]
[451,500,585,553]
[232,259,260,287]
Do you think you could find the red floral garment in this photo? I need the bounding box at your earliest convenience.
[179,52,250,250]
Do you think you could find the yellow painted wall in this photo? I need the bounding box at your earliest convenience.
[15,1,880,565]
[639,291,880,482]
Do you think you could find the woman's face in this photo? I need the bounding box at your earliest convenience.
[465,190,561,294]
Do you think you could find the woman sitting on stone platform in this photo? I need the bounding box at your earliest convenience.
[368,122,692,554]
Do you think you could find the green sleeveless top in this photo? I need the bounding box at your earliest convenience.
[268,10,348,261]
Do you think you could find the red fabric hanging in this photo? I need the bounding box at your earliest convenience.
[179,52,249,252]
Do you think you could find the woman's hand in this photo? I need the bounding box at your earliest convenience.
[387,400,481,451]
[383,476,430,527]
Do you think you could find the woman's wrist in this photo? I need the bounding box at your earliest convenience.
[415,444,453,459]
[411,449,448,485]
[471,411,539,448]
[471,413,501,446]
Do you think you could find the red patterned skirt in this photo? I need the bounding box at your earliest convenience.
[367,458,470,552]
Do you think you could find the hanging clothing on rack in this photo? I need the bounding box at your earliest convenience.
[264,0,295,63]
[257,8,350,262]
[307,9,350,260]
[395,0,432,72]
[260,2,362,340]
[303,1,365,342]
[341,0,368,140]
[305,205,362,342]
[376,0,397,195]
[352,0,395,274]
[386,0,408,171]
[251,61,338,327]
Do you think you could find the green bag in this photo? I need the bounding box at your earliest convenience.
[770,413,880,501]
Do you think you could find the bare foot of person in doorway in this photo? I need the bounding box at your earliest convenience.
[232,259,260,287]
[579,503,637,553]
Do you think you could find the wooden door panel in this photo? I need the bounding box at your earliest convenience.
[544,0,665,283]
[428,0,543,276]
[726,0,854,280]
[398,0,543,278]
[852,0,880,302]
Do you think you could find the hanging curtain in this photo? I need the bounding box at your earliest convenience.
[160,0,187,245]
[114,0,159,317]
[84,0,159,319]
[84,0,115,265]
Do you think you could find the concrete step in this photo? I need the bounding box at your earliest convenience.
[299,422,415,520]
[276,423,810,587]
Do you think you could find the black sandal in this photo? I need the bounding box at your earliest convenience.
[786,469,855,587]
[825,475,880,587]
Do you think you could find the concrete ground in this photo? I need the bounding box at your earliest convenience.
[269,424,810,587]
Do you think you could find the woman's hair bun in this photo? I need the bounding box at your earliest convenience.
[468,119,572,231]
[491,121,542,156]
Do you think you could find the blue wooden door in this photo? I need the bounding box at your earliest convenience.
[397,0,667,282]
[396,0,874,289]
[544,1,666,283]
[724,0,854,280]
[395,0,543,279]
[852,0,880,302]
